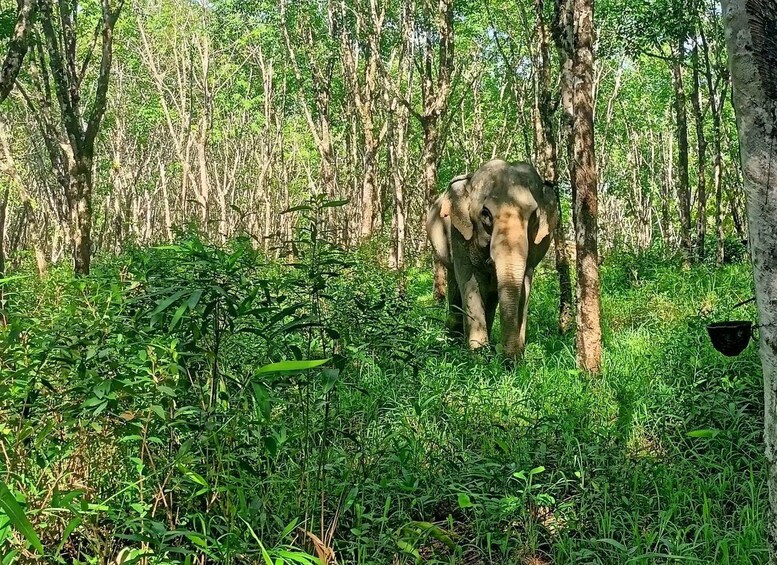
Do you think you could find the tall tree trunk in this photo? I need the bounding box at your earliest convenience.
[535,0,573,334]
[660,126,673,246]
[70,160,94,276]
[567,0,602,373]
[29,0,122,276]
[672,44,692,256]
[713,107,725,263]
[722,0,777,559]
[699,26,727,265]
[388,101,408,270]
[691,46,708,261]
[0,187,7,326]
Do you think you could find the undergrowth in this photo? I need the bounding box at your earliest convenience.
[0,217,765,564]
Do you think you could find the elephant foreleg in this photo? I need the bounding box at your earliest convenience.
[459,273,490,350]
[485,291,499,339]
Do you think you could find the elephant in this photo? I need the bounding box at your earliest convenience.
[426,159,559,358]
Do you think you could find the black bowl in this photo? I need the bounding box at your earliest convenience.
[706,321,753,356]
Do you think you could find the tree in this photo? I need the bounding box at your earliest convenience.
[533,0,573,334]
[721,0,777,558]
[340,0,389,240]
[0,0,35,103]
[557,0,603,373]
[387,0,455,299]
[691,43,708,261]
[617,0,700,257]
[17,0,124,275]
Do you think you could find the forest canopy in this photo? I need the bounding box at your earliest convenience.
[0,0,744,269]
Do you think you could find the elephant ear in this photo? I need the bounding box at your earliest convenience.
[440,175,474,241]
[440,174,474,240]
[534,181,559,244]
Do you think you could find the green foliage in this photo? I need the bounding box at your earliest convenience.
[0,233,765,563]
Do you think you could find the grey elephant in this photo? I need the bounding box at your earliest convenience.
[426,159,559,358]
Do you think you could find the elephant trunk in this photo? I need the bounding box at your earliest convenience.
[493,218,529,358]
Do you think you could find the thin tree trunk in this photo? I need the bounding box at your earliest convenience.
[699,26,727,264]
[713,109,725,263]
[535,0,573,334]
[691,46,708,261]
[721,0,777,559]
[0,187,7,326]
[672,45,692,256]
[660,125,673,246]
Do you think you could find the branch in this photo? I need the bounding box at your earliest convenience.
[0,0,36,104]
[37,0,81,147]
[85,0,125,152]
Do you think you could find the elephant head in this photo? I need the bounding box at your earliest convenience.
[439,159,558,357]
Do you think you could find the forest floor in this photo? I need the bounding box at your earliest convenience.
[0,235,767,564]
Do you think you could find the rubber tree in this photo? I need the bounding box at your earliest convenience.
[721,0,777,558]
[17,0,123,275]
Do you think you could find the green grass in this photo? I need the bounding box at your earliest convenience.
[0,237,766,564]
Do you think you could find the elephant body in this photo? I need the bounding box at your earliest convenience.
[426,159,558,357]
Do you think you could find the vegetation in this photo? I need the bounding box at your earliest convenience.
[1,0,774,562]
[0,223,764,563]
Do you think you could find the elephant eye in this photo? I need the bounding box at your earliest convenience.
[480,207,493,226]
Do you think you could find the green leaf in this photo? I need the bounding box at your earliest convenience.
[529,466,546,476]
[178,465,209,489]
[0,480,43,553]
[457,493,473,509]
[56,517,82,553]
[686,429,719,438]
[321,199,350,208]
[258,541,275,565]
[279,518,298,539]
[275,550,319,563]
[410,521,456,550]
[254,359,329,376]
[282,204,312,214]
[150,405,166,421]
[169,303,188,331]
[187,289,204,310]
[184,532,208,548]
[396,539,421,559]
[150,289,188,321]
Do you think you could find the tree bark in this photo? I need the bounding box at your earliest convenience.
[660,125,674,246]
[535,0,573,334]
[0,0,36,104]
[0,187,7,326]
[564,0,602,373]
[29,0,123,275]
[69,161,94,276]
[722,0,777,560]
[699,23,727,264]
[691,46,708,261]
[672,45,692,257]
